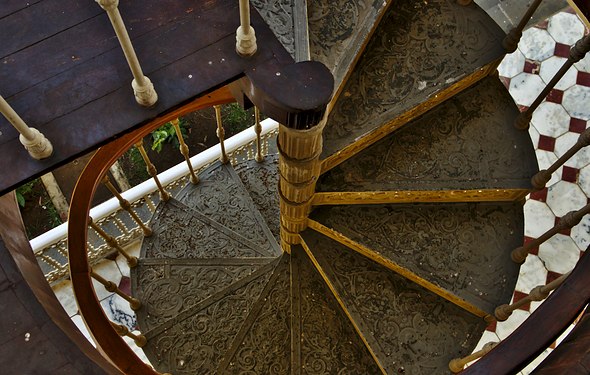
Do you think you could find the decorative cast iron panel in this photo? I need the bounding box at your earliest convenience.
[177,162,281,256]
[320,0,506,159]
[292,247,381,374]
[318,77,538,192]
[235,155,280,242]
[302,230,487,374]
[252,0,296,57]
[311,202,523,314]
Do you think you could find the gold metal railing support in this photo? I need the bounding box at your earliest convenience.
[102,175,153,237]
[90,269,141,310]
[495,272,570,321]
[449,342,499,373]
[134,139,171,201]
[88,216,138,267]
[254,107,264,162]
[171,118,199,184]
[111,322,147,347]
[236,0,257,56]
[214,105,230,164]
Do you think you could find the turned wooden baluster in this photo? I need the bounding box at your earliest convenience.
[95,0,157,107]
[102,175,152,236]
[515,34,590,130]
[503,0,543,53]
[90,268,141,310]
[236,0,257,56]
[171,118,199,184]
[134,139,171,201]
[495,272,570,321]
[531,127,590,189]
[0,94,53,159]
[254,107,264,162]
[214,105,230,164]
[449,342,499,373]
[512,203,590,263]
[89,216,138,267]
[111,322,147,347]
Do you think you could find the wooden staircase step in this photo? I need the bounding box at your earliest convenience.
[309,202,523,316]
[177,161,281,257]
[316,76,539,204]
[320,0,506,171]
[300,230,487,374]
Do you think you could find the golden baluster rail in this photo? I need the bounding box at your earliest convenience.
[236,0,257,56]
[214,105,230,164]
[88,216,138,267]
[111,322,147,347]
[515,34,590,130]
[449,342,499,373]
[102,175,153,236]
[171,118,199,184]
[134,139,171,201]
[90,268,141,310]
[512,203,590,263]
[503,0,543,53]
[495,272,571,321]
[531,128,590,189]
[254,107,264,162]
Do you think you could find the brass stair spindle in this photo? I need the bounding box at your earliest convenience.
[254,107,264,162]
[171,118,199,184]
[102,175,153,236]
[512,203,590,263]
[236,0,257,56]
[449,342,499,373]
[89,216,138,267]
[90,269,141,310]
[110,322,147,347]
[515,34,590,130]
[134,139,171,201]
[502,0,543,53]
[214,105,230,164]
[495,272,570,321]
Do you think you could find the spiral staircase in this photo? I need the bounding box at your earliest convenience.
[127,0,542,373]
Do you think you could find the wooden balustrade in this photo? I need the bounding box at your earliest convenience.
[254,107,264,162]
[111,322,147,347]
[503,0,544,53]
[90,269,141,310]
[515,34,590,130]
[95,0,157,107]
[495,272,570,321]
[0,94,53,159]
[134,140,171,201]
[103,175,153,236]
[88,216,138,267]
[449,342,498,373]
[214,105,230,164]
[236,0,257,56]
[512,203,590,263]
[171,118,199,184]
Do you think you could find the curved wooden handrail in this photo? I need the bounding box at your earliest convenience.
[68,86,234,374]
[462,249,590,374]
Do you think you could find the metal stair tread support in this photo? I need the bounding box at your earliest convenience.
[310,202,523,316]
[140,198,272,259]
[176,161,281,256]
[320,0,507,168]
[251,0,296,58]
[300,230,487,374]
[316,75,539,201]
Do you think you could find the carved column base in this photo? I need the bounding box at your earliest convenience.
[236,26,257,56]
[19,128,53,160]
[132,77,158,107]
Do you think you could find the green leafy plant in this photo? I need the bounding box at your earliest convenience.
[151,120,188,153]
[16,180,37,207]
[221,103,254,134]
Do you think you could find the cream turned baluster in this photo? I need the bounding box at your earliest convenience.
[134,139,171,201]
[89,216,138,267]
[449,342,499,373]
[90,268,141,310]
[236,0,257,56]
[102,175,153,236]
[254,107,264,162]
[95,0,157,107]
[495,272,570,321]
[171,118,199,184]
[111,322,147,347]
[0,95,53,159]
[214,105,230,164]
[512,203,590,263]
[515,34,590,130]
[503,0,543,53]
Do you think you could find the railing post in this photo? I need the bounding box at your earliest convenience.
[95,0,158,107]
[0,95,53,159]
[171,118,199,184]
[515,34,590,130]
[134,139,171,201]
[90,269,141,310]
[89,216,138,267]
[214,105,230,164]
[236,0,257,56]
[111,322,147,347]
[102,175,152,236]
[503,0,543,53]
[512,203,590,263]
[449,342,499,373]
[254,107,264,162]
